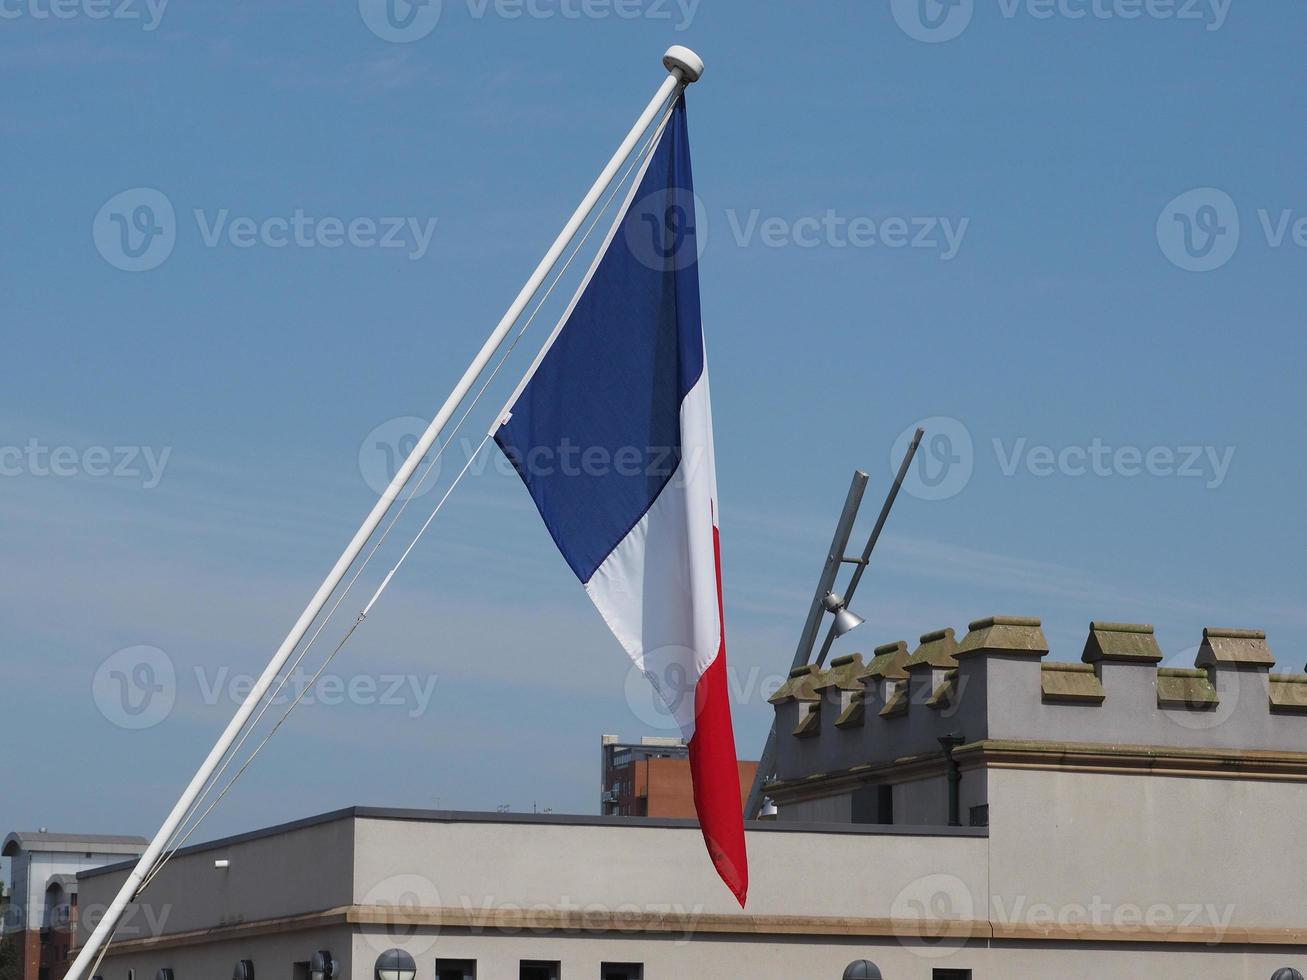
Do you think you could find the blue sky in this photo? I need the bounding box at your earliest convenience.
[2,0,1304,851]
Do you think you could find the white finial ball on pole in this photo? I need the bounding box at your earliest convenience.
[663,45,704,84]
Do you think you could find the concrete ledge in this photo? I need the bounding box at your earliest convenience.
[1041,662,1106,704]
[768,664,822,705]
[927,672,958,710]
[1197,627,1275,669]
[1270,674,1307,714]
[1082,621,1163,664]
[793,708,821,738]
[955,616,1049,659]
[858,641,909,682]
[834,693,866,729]
[813,653,866,693]
[1157,668,1219,709]
[768,739,1307,805]
[878,683,909,718]
[904,627,959,672]
[81,806,980,881]
[78,902,1307,955]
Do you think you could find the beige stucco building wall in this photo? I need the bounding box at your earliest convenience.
[77,803,1307,980]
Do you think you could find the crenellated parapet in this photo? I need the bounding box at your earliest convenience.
[768,664,823,737]
[861,640,910,720]
[904,627,960,713]
[768,616,1307,797]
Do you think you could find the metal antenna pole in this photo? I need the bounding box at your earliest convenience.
[743,428,925,818]
[743,470,868,820]
[65,47,704,980]
[812,427,924,668]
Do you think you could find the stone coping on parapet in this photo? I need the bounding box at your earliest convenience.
[775,616,1301,728]
[857,641,910,682]
[768,663,823,705]
[1198,627,1275,668]
[903,627,960,672]
[955,616,1049,658]
[1082,621,1164,663]
[812,653,866,693]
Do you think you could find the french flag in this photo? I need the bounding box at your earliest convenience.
[493,96,749,906]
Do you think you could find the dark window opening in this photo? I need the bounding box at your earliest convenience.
[933,970,972,980]
[601,965,642,980]
[969,804,989,827]
[519,962,559,980]
[851,784,894,825]
[436,961,476,980]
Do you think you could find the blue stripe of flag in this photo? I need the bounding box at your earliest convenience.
[494,96,703,584]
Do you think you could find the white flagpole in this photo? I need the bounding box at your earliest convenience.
[67,45,704,980]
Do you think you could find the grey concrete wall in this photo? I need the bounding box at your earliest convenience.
[352,814,987,922]
[775,793,852,823]
[987,767,1307,934]
[78,809,1307,980]
[983,657,1307,751]
[78,814,356,944]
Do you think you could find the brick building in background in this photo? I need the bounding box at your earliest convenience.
[2,832,146,980]
[600,735,758,818]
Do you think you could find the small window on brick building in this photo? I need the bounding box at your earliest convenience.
[436,961,476,980]
[519,962,559,980]
[601,964,642,980]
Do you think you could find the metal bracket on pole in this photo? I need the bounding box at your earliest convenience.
[743,427,926,820]
[742,470,868,820]
[812,427,924,670]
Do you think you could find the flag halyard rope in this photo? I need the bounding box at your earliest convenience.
[128,94,679,900]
